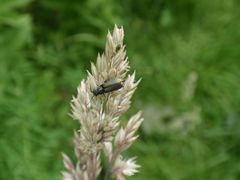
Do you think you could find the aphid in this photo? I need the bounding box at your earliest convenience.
[92,79,123,96]
[115,44,122,53]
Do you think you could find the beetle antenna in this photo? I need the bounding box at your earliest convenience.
[87,95,95,107]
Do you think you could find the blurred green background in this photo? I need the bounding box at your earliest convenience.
[0,0,240,179]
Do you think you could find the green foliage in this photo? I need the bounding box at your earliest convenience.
[0,0,239,179]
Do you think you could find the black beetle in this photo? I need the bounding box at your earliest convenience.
[92,80,123,96]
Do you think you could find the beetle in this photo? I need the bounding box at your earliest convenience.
[92,79,123,96]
